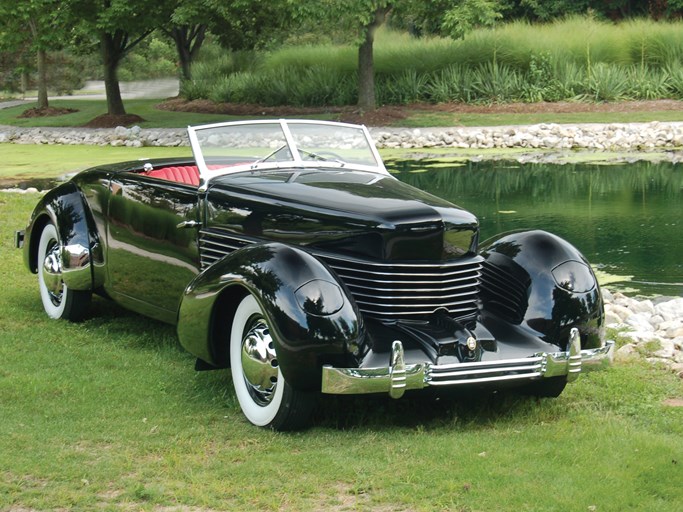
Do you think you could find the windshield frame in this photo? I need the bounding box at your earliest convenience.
[187,119,389,190]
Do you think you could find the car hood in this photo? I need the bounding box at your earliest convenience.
[206,169,479,261]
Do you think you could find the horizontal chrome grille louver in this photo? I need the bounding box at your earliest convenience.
[427,357,543,386]
[199,228,249,268]
[199,227,482,319]
[478,259,529,324]
[315,253,482,319]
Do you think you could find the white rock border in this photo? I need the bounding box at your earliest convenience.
[603,289,683,377]
[2,121,683,157]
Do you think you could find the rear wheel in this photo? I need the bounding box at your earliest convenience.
[230,294,316,430]
[37,223,91,321]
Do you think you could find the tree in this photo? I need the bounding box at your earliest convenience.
[392,0,505,39]
[441,0,504,39]
[293,0,393,111]
[167,24,207,81]
[164,0,292,82]
[65,0,170,116]
[164,1,208,81]
[358,3,392,110]
[0,0,66,109]
[206,0,294,51]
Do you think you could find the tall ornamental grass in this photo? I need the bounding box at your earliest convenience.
[184,16,683,106]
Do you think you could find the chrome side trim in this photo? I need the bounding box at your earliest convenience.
[321,336,615,397]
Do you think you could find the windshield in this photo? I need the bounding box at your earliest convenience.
[187,120,387,187]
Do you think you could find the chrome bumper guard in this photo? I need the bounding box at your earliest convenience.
[321,328,615,398]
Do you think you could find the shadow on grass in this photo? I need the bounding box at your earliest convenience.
[85,295,183,355]
[47,294,564,433]
[312,388,551,432]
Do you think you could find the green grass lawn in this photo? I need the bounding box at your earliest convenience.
[0,99,239,128]
[0,144,192,184]
[2,188,683,510]
[3,98,683,129]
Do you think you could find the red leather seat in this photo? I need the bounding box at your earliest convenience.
[145,166,200,186]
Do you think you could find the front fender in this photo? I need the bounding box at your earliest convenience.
[177,242,364,390]
[23,182,100,291]
[479,230,604,350]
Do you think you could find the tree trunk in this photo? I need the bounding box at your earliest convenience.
[36,48,49,109]
[357,5,391,111]
[101,33,126,116]
[174,30,192,81]
[357,35,375,110]
[27,16,47,107]
[170,25,207,81]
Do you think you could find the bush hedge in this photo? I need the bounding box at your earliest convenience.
[182,16,683,106]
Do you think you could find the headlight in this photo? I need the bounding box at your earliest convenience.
[551,260,595,293]
[295,279,344,316]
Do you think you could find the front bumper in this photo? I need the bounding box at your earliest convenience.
[322,328,615,398]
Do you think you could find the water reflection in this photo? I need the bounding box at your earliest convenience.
[389,159,683,297]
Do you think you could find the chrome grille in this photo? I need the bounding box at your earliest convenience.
[199,228,249,268]
[199,227,482,320]
[316,253,482,319]
[479,259,529,324]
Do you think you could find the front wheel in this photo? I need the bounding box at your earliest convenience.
[230,294,316,430]
[37,223,91,321]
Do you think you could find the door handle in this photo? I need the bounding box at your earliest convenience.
[176,220,200,229]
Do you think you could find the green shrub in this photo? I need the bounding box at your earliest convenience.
[665,63,683,98]
[378,70,430,104]
[425,65,472,103]
[585,63,630,101]
[470,62,525,103]
[626,66,671,100]
[181,16,683,107]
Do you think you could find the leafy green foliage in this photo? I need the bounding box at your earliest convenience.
[182,16,683,106]
[442,0,504,39]
[118,37,177,81]
[206,0,293,51]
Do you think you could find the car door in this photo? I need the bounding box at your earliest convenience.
[105,173,201,323]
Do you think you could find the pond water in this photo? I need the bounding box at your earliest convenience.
[388,159,683,298]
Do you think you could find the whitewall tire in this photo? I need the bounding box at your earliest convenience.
[230,294,315,430]
[37,223,91,321]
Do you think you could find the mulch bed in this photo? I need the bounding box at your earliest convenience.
[18,106,78,118]
[155,98,411,126]
[156,98,683,127]
[83,114,146,128]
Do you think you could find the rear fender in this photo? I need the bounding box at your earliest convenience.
[479,230,604,350]
[177,242,364,390]
[23,182,101,291]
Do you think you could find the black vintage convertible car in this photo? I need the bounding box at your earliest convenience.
[17,120,613,430]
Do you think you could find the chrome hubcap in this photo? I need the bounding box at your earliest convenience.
[42,242,64,306]
[240,317,279,406]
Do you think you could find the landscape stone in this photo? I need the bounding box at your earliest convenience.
[2,121,683,158]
